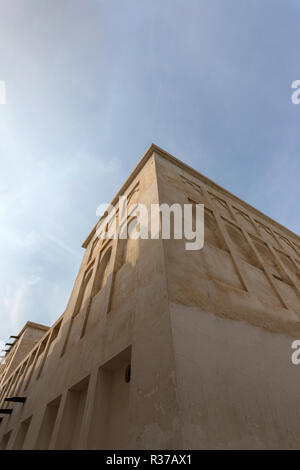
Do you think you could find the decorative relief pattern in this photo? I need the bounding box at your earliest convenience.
[251,237,290,285]
[73,264,94,318]
[178,177,300,312]
[276,233,298,256]
[180,175,203,196]
[204,208,227,251]
[93,246,112,297]
[88,237,99,264]
[275,250,300,285]
[292,242,300,256]
[115,217,138,272]
[232,207,256,234]
[127,182,139,206]
[225,222,260,269]
[207,191,232,219]
[255,221,279,247]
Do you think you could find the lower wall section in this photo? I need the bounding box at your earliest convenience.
[5,299,300,449]
[1,346,133,450]
[170,301,300,449]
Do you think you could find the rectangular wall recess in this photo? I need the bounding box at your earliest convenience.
[0,431,11,450]
[12,416,32,450]
[35,395,62,450]
[87,346,132,449]
[55,376,90,449]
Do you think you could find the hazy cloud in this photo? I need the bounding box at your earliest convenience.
[0,0,299,343]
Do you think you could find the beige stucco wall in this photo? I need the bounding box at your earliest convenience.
[0,151,181,450]
[155,153,300,337]
[156,150,300,449]
[0,145,299,450]
[170,301,300,449]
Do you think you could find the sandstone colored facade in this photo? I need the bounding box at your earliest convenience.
[0,144,300,449]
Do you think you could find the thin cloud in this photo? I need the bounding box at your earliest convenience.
[0,0,299,344]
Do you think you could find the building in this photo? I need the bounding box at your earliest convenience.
[0,144,300,450]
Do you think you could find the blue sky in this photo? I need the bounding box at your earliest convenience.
[0,0,299,347]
